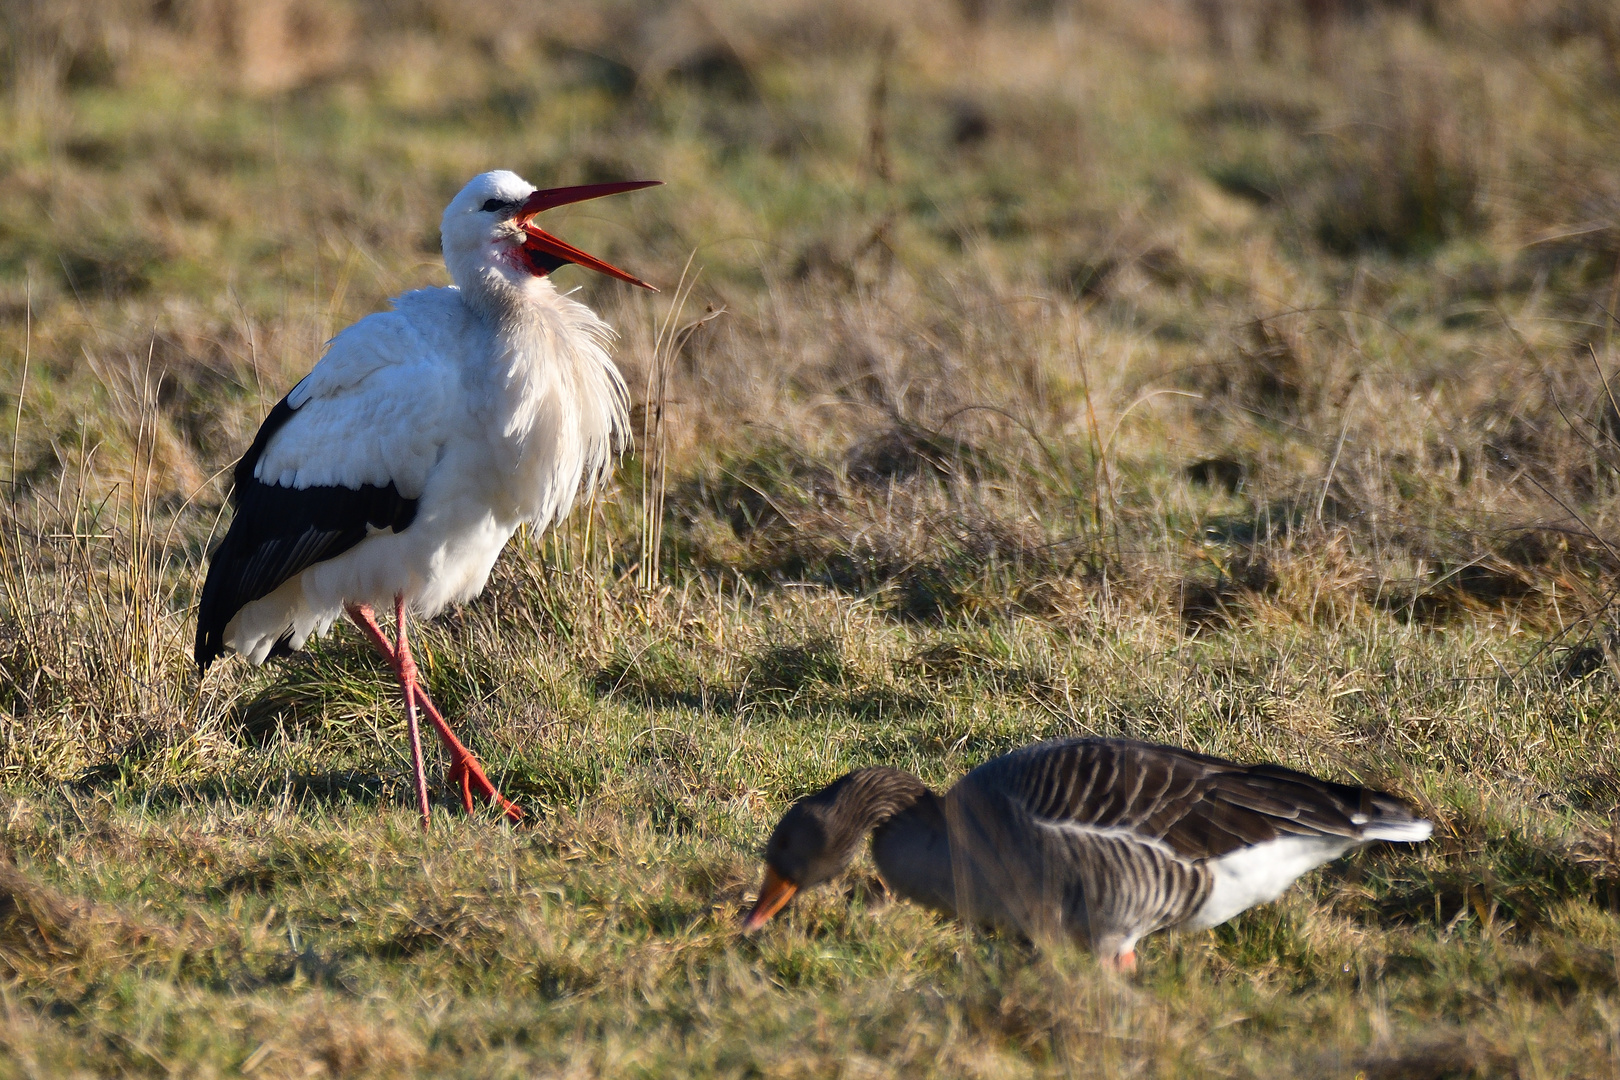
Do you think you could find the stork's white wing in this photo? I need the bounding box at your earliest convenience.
[253,289,473,498]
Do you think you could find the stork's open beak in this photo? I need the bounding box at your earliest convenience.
[515,180,662,291]
[741,866,799,933]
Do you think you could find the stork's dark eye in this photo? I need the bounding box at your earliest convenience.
[481,199,508,213]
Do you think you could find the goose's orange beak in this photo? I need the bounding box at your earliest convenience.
[515,180,662,291]
[741,866,798,933]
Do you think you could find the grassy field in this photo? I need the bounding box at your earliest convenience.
[2,0,1620,1074]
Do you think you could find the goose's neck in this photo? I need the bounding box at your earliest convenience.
[787,767,930,883]
[817,768,932,841]
[871,788,956,915]
[767,768,934,893]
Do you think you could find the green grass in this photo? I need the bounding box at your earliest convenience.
[6,587,1620,1076]
[3,0,1620,1075]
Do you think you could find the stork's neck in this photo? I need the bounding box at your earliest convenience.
[463,275,573,433]
[452,268,628,527]
[460,272,584,396]
[457,260,559,327]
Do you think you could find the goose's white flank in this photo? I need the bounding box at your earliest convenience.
[196,171,661,828]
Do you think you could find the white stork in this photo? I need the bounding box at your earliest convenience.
[195,171,660,828]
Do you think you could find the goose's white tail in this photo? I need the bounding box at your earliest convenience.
[1362,818,1434,843]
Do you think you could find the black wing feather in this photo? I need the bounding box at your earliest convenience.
[194,394,418,670]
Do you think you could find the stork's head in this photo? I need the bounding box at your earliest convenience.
[441,170,660,306]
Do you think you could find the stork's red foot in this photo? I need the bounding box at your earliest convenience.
[449,749,525,821]
[417,691,525,823]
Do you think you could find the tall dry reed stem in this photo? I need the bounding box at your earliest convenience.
[638,257,724,592]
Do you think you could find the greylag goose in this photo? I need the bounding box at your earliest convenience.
[742,737,1432,970]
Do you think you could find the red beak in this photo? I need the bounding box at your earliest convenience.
[741,866,799,933]
[515,180,662,291]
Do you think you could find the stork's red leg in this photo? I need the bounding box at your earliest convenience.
[392,598,433,831]
[346,602,394,657]
[344,601,524,824]
[346,601,431,828]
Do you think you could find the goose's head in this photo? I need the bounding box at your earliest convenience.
[742,768,930,932]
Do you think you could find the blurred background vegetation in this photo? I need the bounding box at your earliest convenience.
[3,0,1618,741]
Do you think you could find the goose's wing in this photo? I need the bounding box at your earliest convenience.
[194,296,465,669]
[955,737,1432,942]
[967,737,1431,861]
